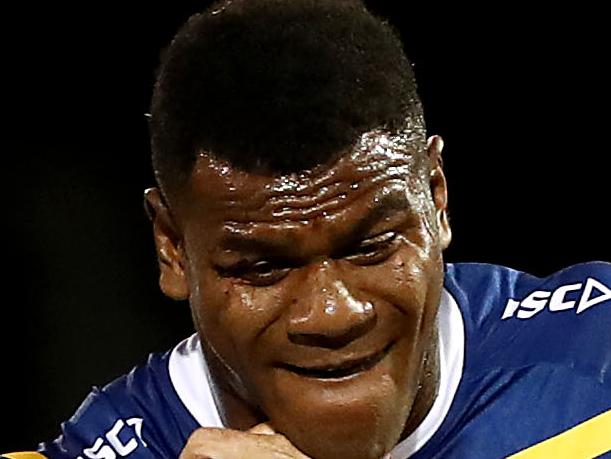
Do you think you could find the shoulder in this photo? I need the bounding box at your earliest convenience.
[38,338,201,458]
[445,260,611,321]
[444,261,611,381]
[429,262,611,458]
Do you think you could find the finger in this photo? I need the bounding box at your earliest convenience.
[248,422,276,435]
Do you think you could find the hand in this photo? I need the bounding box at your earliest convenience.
[179,422,311,459]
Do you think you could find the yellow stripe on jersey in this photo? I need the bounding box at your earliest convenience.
[507,408,611,459]
[2,454,48,459]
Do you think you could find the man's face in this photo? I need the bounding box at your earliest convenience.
[150,131,451,459]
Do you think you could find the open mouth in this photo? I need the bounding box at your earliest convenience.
[279,342,394,380]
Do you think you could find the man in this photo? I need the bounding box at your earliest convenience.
[5,0,610,458]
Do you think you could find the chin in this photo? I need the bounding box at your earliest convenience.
[273,399,407,459]
[289,429,394,459]
[259,361,415,459]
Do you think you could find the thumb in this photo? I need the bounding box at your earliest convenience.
[248,422,276,435]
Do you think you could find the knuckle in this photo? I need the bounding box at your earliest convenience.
[189,427,221,438]
[186,427,225,446]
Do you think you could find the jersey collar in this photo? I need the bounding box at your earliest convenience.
[169,287,466,458]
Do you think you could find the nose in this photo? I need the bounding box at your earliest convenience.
[287,262,377,349]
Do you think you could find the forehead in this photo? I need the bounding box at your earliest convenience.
[179,130,428,246]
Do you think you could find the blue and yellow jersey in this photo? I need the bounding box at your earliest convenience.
[408,262,611,459]
[7,262,611,458]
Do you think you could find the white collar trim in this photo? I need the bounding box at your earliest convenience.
[169,287,466,458]
[390,288,466,458]
[169,333,224,428]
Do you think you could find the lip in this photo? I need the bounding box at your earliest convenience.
[278,342,394,380]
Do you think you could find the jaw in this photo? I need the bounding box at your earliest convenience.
[266,379,415,459]
[253,339,424,459]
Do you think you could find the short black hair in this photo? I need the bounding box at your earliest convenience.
[150,0,424,198]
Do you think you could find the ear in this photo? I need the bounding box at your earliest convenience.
[426,135,452,250]
[144,188,189,300]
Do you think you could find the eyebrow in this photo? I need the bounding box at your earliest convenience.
[219,191,411,255]
[335,191,410,246]
[219,232,292,255]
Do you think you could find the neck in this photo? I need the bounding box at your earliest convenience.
[399,326,440,441]
[199,339,265,430]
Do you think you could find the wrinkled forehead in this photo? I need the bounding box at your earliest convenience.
[180,129,428,227]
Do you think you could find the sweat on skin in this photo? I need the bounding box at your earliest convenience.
[145,132,452,459]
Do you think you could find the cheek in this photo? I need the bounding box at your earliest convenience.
[193,271,286,361]
[350,240,441,317]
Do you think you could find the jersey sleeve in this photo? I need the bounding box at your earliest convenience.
[38,386,156,459]
[447,260,611,383]
[37,352,200,459]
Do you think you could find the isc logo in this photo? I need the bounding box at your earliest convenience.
[76,418,146,459]
[502,277,611,320]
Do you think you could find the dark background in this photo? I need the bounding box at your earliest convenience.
[2,2,609,450]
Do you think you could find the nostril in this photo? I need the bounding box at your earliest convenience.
[288,314,377,349]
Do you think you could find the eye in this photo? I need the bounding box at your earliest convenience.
[217,260,291,287]
[342,231,400,266]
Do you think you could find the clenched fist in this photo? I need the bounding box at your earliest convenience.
[179,423,312,459]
